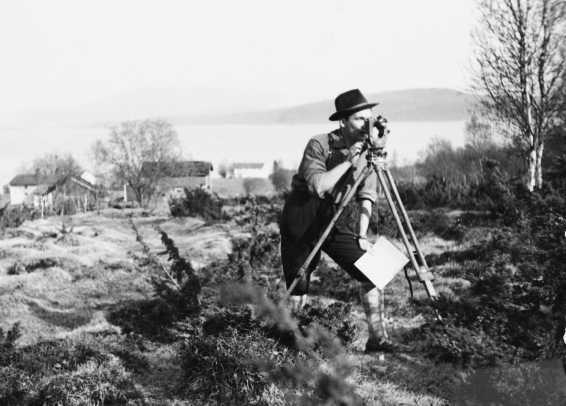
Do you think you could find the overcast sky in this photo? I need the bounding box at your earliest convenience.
[0,0,476,115]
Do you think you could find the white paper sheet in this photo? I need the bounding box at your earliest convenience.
[354,236,409,290]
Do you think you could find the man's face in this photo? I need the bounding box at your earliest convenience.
[342,108,372,141]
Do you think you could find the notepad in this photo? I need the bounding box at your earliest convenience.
[354,236,409,290]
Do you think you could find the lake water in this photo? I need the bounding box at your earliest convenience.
[0,120,466,186]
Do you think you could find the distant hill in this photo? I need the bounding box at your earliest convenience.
[183,88,476,124]
[0,87,474,128]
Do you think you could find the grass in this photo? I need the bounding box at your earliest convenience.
[0,204,564,404]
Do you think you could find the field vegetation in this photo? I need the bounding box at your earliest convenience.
[0,127,565,404]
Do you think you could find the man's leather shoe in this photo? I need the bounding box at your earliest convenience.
[364,337,400,353]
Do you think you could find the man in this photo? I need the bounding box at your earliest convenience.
[280,88,393,352]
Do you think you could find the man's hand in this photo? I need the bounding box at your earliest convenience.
[357,236,373,251]
[347,141,364,165]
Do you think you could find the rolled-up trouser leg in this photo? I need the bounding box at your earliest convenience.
[321,230,373,284]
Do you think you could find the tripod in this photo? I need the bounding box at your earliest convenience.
[286,146,441,321]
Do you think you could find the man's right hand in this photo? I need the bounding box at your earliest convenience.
[357,236,373,252]
[347,141,364,165]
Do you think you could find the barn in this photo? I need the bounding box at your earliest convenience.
[8,173,97,214]
[141,161,214,198]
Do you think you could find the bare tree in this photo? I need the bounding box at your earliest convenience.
[28,153,83,179]
[472,0,566,191]
[465,112,495,153]
[93,119,182,205]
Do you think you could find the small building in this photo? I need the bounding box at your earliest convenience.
[8,173,97,214]
[232,162,268,178]
[8,174,58,206]
[54,175,97,209]
[141,161,214,198]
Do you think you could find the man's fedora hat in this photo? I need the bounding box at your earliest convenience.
[329,89,378,121]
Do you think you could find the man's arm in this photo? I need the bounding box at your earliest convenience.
[310,161,352,198]
[359,198,373,237]
[303,140,364,198]
[358,198,374,251]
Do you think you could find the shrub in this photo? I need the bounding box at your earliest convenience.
[201,198,282,290]
[224,229,282,286]
[0,323,20,363]
[294,301,357,345]
[270,168,295,193]
[119,221,202,338]
[209,283,363,405]
[402,321,520,369]
[0,333,143,405]
[230,196,282,227]
[180,326,289,405]
[0,367,32,405]
[52,195,78,216]
[36,357,142,405]
[243,177,271,196]
[152,229,201,315]
[395,182,426,209]
[169,187,224,221]
[0,206,38,231]
[421,189,566,363]
[372,206,464,241]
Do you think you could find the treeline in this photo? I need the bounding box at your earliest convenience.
[390,125,565,211]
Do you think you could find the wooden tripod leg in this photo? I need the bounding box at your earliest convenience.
[375,167,439,302]
[384,169,432,278]
[379,288,388,339]
[382,169,439,306]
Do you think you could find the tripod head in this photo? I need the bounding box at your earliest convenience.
[361,115,389,139]
[361,115,390,165]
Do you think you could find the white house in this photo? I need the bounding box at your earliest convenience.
[231,162,269,178]
[8,174,58,206]
[8,173,97,214]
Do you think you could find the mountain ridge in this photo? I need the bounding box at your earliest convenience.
[178,88,475,124]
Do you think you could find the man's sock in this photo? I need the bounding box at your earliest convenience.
[289,294,307,312]
[360,286,388,341]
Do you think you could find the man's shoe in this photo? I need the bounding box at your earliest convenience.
[364,337,399,353]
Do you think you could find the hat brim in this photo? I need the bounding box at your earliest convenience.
[329,102,378,121]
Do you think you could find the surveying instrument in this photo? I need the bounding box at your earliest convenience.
[286,115,441,321]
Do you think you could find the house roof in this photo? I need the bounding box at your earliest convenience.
[65,176,96,192]
[31,184,57,196]
[9,174,59,187]
[232,162,264,170]
[141,161,213,178]
[9,174,96,193]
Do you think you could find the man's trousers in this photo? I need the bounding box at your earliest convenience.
[279,190,372,295]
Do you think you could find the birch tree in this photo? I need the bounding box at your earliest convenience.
[473,0,566,191]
